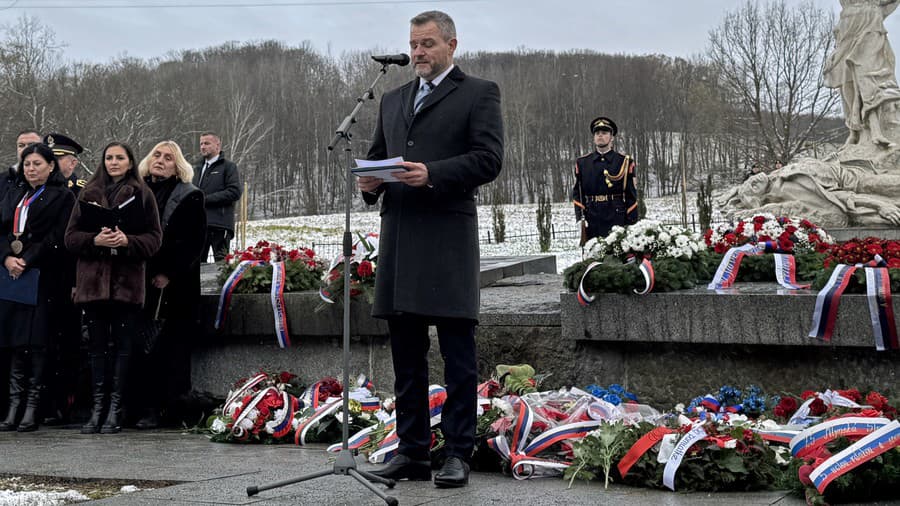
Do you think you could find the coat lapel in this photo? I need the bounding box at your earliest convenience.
[400,80,417,127]
[416,66,464,114]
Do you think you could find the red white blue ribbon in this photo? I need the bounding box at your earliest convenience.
[293,397,342,445]
[215,260,264,329]
[773,253,810,289]
[223,372,268,416]
[752,427,800,444]
[809,420,900,494]
[486,397,601,480]
[267,391,298,439]
[626,256,655,295]
[789,416,890,458]
[13,185,46,235]
[808,264,857,342]
[576,261,603,306]
[269,261,291,348]
[328,415,396,453]
[369,386,445,464]
[357,374,375,392]
[707,244,761,290]
[662,423,708,491]
[865,267,899,351]
[231,386,276,440]
[809,259,898,350]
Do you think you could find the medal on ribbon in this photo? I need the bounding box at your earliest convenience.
[11,186,45,256]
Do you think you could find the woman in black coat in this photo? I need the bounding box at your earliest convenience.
[133,140,206,428]
[65,142,161,434]
[0,143,76,432]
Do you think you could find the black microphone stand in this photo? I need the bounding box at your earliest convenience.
[246,62,398,505]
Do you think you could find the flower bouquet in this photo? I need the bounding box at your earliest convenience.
[218,240,325,293]
[205,371,305,444]
[317,232,378,310]
[564,220,708,294]
[704,214,833,255]
[811,237,900,292]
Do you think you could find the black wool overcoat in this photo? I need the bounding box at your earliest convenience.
[0,170,76,348]
[364,66,504,320]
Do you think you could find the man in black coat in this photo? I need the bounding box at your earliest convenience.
[359,10,503,488]
[192,132,241,262]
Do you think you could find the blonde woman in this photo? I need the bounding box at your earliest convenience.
[133,141,206,429]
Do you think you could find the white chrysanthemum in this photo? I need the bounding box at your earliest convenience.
[210,418,227,434]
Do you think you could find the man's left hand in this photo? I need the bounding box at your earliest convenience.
[393,161,431,187]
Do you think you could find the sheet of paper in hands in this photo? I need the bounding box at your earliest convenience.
[352,157,408,182]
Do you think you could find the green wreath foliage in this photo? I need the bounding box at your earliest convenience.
[216,261,323,294]
[811,265,900,293]
[565,252,827,294]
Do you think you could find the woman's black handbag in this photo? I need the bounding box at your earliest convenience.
[139,288,165,355]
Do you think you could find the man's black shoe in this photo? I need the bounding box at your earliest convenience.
[370,454,431,481]
[433,456,469,488]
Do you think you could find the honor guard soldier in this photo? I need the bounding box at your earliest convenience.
[572,116,638,244]
[43,133,86,197]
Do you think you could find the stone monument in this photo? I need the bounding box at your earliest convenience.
[720,0,900,236]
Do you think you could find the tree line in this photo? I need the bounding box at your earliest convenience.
[0,1,845,219]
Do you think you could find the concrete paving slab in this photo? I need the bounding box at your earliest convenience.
[0,427,816,506]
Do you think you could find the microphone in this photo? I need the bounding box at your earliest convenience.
[371,54,410,66]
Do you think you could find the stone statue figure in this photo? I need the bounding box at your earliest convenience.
[824,0,900,147]
[717,156,900,227]
[720,0,900,229]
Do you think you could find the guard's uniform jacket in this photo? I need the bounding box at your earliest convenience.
[572,149,638,240]
[66,173,86,198]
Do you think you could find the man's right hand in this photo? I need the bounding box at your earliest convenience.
[357,176,383,193]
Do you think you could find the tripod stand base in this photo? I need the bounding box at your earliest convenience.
[246,449,397,505]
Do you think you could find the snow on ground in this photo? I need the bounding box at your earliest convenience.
[0,489,88,506]
[240,193,719,273]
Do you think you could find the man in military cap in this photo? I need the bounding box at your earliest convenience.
[42,132,85,424]
[572,116,638,244]
[44,133,86,196]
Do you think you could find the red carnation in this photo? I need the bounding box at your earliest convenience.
[714,243,728,254]
[279,371,296,384]
[357,260,374,278]
[888,258,900,269]
[754,222,763,232]
[735,222,746,235]
[774,397,798,418]
[801,390,817,400]
[808,398,827,416]
[866,391,889,411]
[778,237,794,252]
[724,233,738,245]
[753,216,766,224]
[785,225,798,235]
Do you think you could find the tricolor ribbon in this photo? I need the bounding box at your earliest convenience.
[752,427,801,444]
[789,416,890,458]
[231,386,276,440]
[266,391,298,439]
[576,261,603,306]
[808,264,858,342]
[223,373,268,416]
[270,261,291,348]
[368,386,445,464]
[486,397,600,480]
[865,267,899,351]
[327,416,396,453]
[788,390,866,426]
[293,396,342,445]
[774,253,810,289]
[662,423,708,491]
[216,260,294,347]
[809,419,900,494]
[809,259,898,350]
[215,260,265,329]
[13,185,46,235]
[625,256,655,295]
[357,374,375,392]
[707,244,761,290]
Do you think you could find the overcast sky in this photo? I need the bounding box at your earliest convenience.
[1,0,899,68]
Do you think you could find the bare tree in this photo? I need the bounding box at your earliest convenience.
[707,0,841,165]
